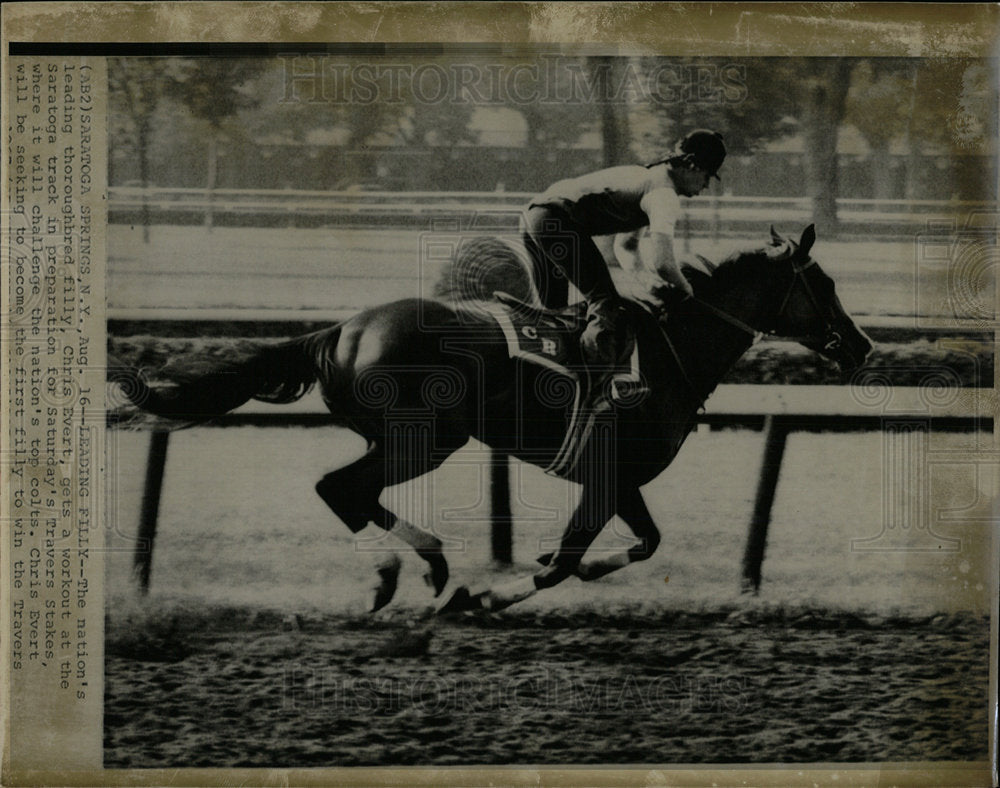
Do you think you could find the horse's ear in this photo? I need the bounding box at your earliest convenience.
[799,224,816,256]
[769,225,783,245]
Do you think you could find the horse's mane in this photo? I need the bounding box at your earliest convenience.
[676,245,775,300]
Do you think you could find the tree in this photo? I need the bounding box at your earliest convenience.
[903,58,992,200]
[164,59,267,229]
[634,57,798,161]
[844,60,912,199]
[797,59,853,232]
[711,57,855,232]
[108,58,171,242]
[596,56,631,167]
[244,57,482,188]
[511,56,598,182]
[845,57,995,201]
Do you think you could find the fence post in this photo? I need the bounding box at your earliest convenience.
[490,451,513,564]
[741,415,788,594]
[133,430,170,594]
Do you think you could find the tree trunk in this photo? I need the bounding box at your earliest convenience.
[601,100,620,168]
[869,138,894,199]
[205,133,218,232]
[138,120,151,244]
[597,57,631,167]
[801,61,853,235]
[903,63,923,200]
[521,110,550,191]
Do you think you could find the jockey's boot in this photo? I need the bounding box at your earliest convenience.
[581,298,648,406]
[581,296,630,368]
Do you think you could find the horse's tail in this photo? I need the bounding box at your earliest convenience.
[433,235,538,304]
[116,326,342,422]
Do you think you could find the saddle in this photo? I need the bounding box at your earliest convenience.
[485,292,645,479]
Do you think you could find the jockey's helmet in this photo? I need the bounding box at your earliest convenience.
[675,129,727,180]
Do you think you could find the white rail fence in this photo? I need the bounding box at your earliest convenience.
[108,187,994,231]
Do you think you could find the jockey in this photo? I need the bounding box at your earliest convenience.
[522,129,727,370]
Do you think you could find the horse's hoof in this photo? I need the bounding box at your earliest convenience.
[437,585,482,615]
[422,554,449,597]
[371,553,402,612]
[536,553,586,579]
[436,586,470,614]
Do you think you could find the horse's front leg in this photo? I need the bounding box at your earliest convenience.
[439,483,615,614]
[533,481,618,589]
[574,486,660,581]
[535,486,661,582]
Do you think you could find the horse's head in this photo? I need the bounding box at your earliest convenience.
[760,225,872,374]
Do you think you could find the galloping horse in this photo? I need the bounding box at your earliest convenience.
[122,225,871,613]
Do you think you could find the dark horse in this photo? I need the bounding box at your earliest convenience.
[122,225,871,613]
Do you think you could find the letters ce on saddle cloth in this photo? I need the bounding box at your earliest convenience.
[482,294,643,479]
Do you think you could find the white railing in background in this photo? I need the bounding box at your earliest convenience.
[108,187,995,226]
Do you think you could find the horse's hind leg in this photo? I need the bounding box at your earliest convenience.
[314,446,450,610]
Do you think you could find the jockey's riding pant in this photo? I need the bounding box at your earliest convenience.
[522,203,615,309]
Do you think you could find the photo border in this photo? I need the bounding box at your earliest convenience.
[2,3,998,786]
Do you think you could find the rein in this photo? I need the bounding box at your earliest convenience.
[770,257,843,352]
[646,254,841,400]
[693,256,840,349]
[689,297,763,341]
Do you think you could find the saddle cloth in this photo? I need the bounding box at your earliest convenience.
[484,293,642,479]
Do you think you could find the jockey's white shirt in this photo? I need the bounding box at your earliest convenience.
[530,163,681,237]
[640,185,682,236]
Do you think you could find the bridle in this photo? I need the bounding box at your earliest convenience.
[692,253,842,352]
[770,256,843,354]
[650,251,845,400]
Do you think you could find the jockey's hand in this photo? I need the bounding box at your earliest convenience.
[655,264,694,299]
[651,278,693,303]
[673,276,695,299]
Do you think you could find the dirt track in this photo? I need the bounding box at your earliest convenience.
[105,607,989,767]
[103,427,994,768]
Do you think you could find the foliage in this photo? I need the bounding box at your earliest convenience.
[845,60,913,150]
[108,58,170,158]
[632,57,799,159]
[106,55,995,201]
[163,59,266,130]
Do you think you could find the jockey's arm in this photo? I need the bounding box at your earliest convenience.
[639,187,694,297]
[612,230,642,272]
[641,232,693,297]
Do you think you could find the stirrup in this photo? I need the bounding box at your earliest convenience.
[610,375,650,405]
[576,368,628,415]
[582,348,647,408]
